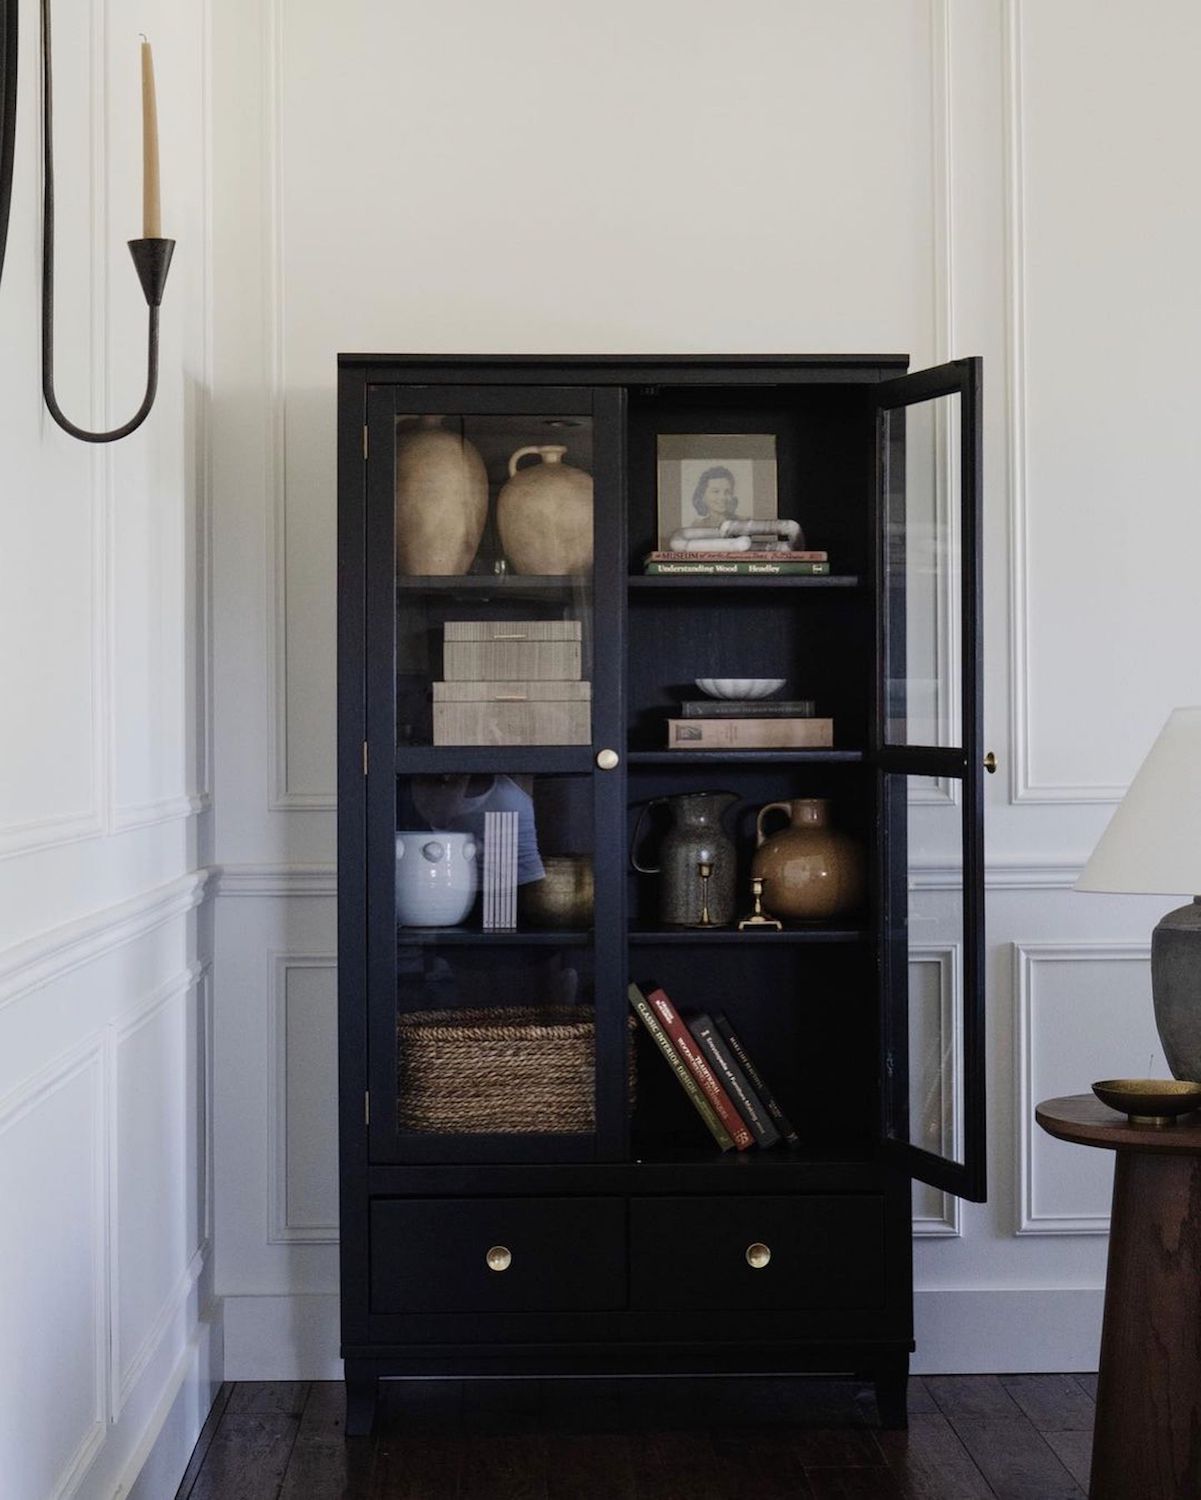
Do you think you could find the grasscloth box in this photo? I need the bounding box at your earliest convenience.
[433,680,591,746]
[443,619,583,682]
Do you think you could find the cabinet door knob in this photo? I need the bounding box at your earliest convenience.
[486,1245,512,1272]
[746,1242,771,1269]
[596,748,620,771]
[983,751,997,774]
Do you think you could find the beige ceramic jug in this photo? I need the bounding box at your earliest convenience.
[751,797,864,921]
[497,445,593,576]
[394,415,488,575]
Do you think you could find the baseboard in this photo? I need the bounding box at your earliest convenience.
[118,1306,225,1500]
[223,1289,1103,1380]
[912,1288,1102,1373]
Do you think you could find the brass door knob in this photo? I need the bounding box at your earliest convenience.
[596,748,620,771]
[983,751,997,774]
[746,1242,771,1269]
[485,1245,512,1272]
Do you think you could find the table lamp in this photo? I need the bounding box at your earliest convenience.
[1076,707,1201,1081]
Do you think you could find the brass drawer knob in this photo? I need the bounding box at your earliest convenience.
[746,1242,771,1270]
[596,748,620,771]
[486,1245,512,1272]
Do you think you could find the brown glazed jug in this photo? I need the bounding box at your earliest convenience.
[497,445,593,576]
[394,415,488,575]
[751,798,864,921]
[631,791,738,927]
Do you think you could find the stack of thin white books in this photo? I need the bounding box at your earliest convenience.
[483,810,518,930]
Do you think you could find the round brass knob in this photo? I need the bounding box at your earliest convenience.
[983,751,997,774]
[746,1242,771,1270]
[596,748,620,771]
[485,1245,512,1272]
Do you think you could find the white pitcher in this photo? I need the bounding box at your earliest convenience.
[395,831,478,926]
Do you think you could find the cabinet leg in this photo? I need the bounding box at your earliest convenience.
[344,1365,379,1437]
[874,1354,909,1430]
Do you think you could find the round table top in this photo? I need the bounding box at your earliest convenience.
[1037,1094,1201,1153]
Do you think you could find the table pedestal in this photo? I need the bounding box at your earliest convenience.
[1091,1151,1201,1500]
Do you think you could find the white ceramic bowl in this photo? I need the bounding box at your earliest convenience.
[695,678,786,701]
[396,831,478,926]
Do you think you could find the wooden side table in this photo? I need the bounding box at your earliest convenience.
[1036,1095,1201,1500]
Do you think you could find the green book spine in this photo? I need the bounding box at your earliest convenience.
[627,985,734,1151]
[645,561,831,576]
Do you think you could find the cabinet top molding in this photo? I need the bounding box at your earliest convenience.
[338,352,911,378]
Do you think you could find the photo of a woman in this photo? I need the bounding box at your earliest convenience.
[657,434,778,548]
[689,465,741,525]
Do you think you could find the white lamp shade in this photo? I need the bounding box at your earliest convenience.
[1076,707,1201,895]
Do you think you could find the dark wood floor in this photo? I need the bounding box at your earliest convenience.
[174,1373,1098,1499]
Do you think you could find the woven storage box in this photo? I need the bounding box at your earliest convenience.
[396,1006,635,1134]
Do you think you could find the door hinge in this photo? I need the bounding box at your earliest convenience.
[363,424,368,461]
[362,740,368,776]
[365,1091,370,1126]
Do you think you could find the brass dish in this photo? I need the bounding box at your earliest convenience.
[1092,1078,1201,1127]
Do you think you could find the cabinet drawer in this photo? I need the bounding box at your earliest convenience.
[370,1197,626,1315]
[630,1195,884,1312]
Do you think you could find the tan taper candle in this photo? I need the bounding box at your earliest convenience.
[140,39,161,238]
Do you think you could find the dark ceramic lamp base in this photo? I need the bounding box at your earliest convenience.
[1152,897,1201,1082]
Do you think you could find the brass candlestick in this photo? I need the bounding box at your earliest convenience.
[739,875,782,931]
[697,860,714,926]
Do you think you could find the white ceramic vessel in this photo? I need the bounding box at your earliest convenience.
[695,677,786,700]
[395,831,478,926]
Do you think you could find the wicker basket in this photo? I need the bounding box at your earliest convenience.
[396,1005,634,1134]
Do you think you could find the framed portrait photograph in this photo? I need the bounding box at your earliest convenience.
[656,434,779,549]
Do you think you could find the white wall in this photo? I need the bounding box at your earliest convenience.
[210,0,1201,1376]
[0,0,217,1493]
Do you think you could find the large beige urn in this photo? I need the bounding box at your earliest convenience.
[497,445,593,576]
[751,798,865,921]
[394,416,488,575]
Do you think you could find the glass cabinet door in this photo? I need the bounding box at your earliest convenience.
[363,384,627,1164]
[873,360,985,1202]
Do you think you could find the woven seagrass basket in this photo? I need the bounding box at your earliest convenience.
[396,1006,635,1134]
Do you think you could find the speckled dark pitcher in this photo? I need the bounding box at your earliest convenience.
[630,791,738,927]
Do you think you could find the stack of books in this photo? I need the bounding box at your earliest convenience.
[644,549,829,577]
[667,694,832,750]
[628,982,799,1151]
[482,810,518,931]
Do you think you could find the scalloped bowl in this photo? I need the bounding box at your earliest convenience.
[695,678,786,701]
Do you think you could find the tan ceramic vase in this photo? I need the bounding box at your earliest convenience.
[394,416,488,575]
[751,798,864,921]
[497,445,593,576]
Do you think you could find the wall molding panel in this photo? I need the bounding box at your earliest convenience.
[0,1035,108,1500]
[1016,941,1152,1235]
[267,953,339,1244]
[109,969,207,1420]
[0,871,211,1012]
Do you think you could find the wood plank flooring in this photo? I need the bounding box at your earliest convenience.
[175,1374,1097,1499]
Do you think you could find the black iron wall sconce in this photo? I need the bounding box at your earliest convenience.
[0,0,174,443]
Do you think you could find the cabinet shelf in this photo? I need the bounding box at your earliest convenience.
[628,574,863,592]
[397,574,589,599]
[394,747,592,775]
[627,749,865,766]
[629,924,868,945]
[397,927,591,946]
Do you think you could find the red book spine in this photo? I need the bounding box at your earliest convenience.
[646,987,754,1150]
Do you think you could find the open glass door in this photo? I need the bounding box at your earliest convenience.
[873,359,985,1202]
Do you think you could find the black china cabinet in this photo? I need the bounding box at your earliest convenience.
[336,354,986,1435]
